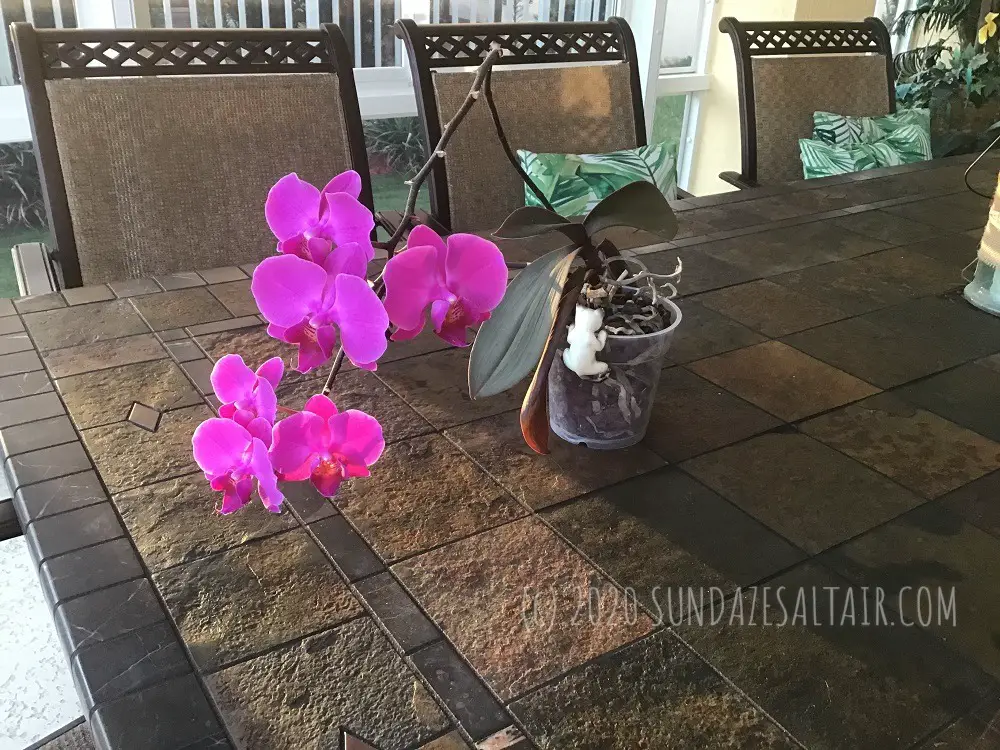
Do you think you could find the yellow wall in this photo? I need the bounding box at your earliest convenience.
[687,0,877,196]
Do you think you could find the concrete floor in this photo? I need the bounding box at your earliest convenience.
[0,533,81,750]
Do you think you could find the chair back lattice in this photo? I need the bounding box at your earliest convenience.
[396,18,646,233]
[12,24,372,287]
[719,17,895,186]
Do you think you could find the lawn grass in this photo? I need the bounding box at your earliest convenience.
[0,226,48,299]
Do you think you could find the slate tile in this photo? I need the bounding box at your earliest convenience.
[0,332,35,354]
[663,302,766,365]
[510,629,797,750]
[894,233,980,265]
[411,640,511,740]
[206,280,257,317]
[56,359,201,429]
[14,470,107,523]
[355,572,440,654]
[642,368,781,462]
[55,577,167,653]
[883,192,990,232]
[25,502,125,562]
[376,348,526,429]
[72,620,190,706]
[771,259,918,316]
[696,279,848,337]
[801,393,1000,498]
[445,413,663,511]
[0,370,52,401]
[854,248,966,297]
[0,415,75,456]
[0,299,13,317]
[918,695,1000,749]
[281,480,337,524]
[821,503,1000,680]
[108,278,161,298]
[542,468,804,614]
[40,537,144,605]
[45,338,169,387]
[895,362,1000,442]
[131,288,231,330]
[6,441,92,488]
[22,300,149,350]
[180,358,214,394]
[113,472,297,571]
[689,341,879,421]
[81,404,213,493]
[683,432,923,553]
[310,515,386,582]
[0,349,43,378]
[394,517,653,701]
[206,618,449,750]
[90,674,223,750]
[185,315,261,337]
[379,329,451,364]
[940,471,1000,539]
[681,564,995,750]
[0,391,65,428]
[199,267,247,284]
[154,272,206,290]
[154,529,362,671]
[62,284,114,306]
[15,292,67,313]
[334,434,526,562]
[830,209,947,245]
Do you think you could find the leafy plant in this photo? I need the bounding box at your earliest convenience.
[470,180,679,453]
[897,42,1000,109]
[0,142,45,230]
[363,117,426,176]
[895,0,986,47]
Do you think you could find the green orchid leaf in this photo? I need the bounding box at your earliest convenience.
[468,245,580,399]
[582,180,679,240]
[493,206,588,245]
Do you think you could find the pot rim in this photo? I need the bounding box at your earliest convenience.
[605,296,683,341]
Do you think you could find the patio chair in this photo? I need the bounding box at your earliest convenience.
[718,16,895,189]
[10,23,374,289]
[395,18,653,236]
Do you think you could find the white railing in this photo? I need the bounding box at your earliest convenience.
[1,0,79,86]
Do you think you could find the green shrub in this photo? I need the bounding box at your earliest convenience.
[363,117,426,177]
[0,142,45,230]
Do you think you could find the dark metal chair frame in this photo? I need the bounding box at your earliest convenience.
[11,22,374,289]
[395,17,647,230]
[718,16,895,190]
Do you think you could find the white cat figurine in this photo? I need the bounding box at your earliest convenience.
[563,304,609,378]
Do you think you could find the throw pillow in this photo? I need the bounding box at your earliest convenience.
[517,143,678,218]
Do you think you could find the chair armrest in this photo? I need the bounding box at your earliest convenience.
[11,242,58,297]
[0,498,21,541]
[719,171,759,190]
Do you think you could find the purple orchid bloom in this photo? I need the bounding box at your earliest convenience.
[192,418,283,514]
[252,254,389,373]
[270,394,384,497]
[210,354,283,444]
[382,225,507,347]
[265,171,374,274]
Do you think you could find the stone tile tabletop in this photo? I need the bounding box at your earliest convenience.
[5,155,1000,750]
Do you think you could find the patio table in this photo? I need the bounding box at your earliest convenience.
[4,153,1000,750]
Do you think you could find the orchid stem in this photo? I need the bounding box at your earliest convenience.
[324,47,504,396]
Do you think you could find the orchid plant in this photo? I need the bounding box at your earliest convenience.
[191,46,680,516]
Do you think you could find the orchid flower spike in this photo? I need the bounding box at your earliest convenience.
[382,225,507,346]
[252,254,389,373]
[265,171,374,276]
[192,418,283,514]
[270,394,384,497]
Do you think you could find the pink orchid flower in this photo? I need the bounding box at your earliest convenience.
[265,171,374,275]
[382,225,507,346]
[192,418,283,514]
[270,394,384,497]
[252,254,389,373]
[210,354,283,444]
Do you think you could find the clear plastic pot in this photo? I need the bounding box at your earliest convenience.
[548,297,682,450]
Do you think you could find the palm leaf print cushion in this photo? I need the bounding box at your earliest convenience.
[517,143,678,217]
[800,108,932,179]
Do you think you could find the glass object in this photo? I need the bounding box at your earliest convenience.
[659,0,704,72]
